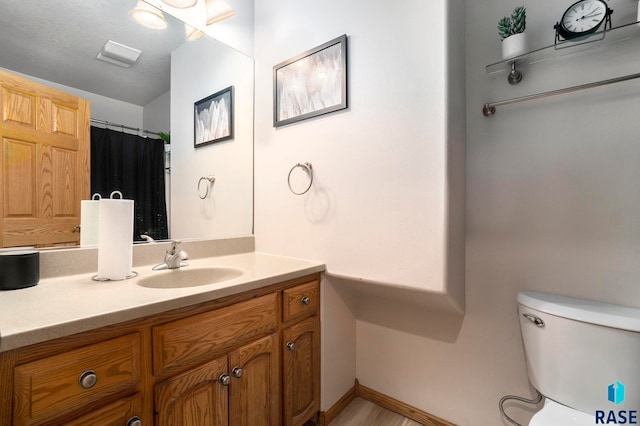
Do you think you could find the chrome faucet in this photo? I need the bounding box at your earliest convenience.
[152,240,188,270]
[140,234,155,242]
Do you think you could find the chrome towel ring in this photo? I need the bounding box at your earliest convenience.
[287,162,313,195]
[198,175,216,199]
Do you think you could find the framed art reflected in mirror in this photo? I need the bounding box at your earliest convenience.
[194,85,234,148]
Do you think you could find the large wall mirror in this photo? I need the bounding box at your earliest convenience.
[0,0,254,248]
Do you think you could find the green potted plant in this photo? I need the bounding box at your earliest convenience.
[158,131,170,144]
[498,6,527,60]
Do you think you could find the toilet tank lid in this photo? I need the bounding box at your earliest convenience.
[517,291,640,332]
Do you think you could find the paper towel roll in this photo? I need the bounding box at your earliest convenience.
[97,196,134,280]
[80,197,101,246]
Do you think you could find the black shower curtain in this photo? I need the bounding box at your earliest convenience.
[90,126,168,242]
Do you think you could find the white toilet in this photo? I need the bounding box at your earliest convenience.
[517,291,640,425]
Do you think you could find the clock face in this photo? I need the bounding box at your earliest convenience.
[560,0,608,36]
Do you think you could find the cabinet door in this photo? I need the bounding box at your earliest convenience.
[229,333,280,426]
[155,356,228,426]
[283,316,320,426]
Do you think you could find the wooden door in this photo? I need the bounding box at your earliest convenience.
[283,316,320,426]
[0,69,90,248]
[229,333,280,426]
[155,356,229,426]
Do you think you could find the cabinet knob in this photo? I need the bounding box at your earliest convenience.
[219,374,230,386]
[78,370,97,389]
[301,296,311,305]
[126,416,142,426]
[286,342,295,351]
[232,366,243,378]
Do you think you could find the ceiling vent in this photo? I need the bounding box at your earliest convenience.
[96,40,142,68]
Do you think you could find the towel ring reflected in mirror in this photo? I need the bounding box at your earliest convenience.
[287,162,313,195]
[198,175,216,199]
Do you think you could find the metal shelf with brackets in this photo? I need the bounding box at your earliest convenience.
[486,20,640,85]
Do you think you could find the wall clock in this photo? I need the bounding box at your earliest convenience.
[554,0,613,41]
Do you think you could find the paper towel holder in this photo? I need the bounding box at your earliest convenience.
[91,190,138,282]
[92,271,138,282]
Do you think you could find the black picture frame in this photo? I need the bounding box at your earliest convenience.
[273,34,347,127]
[194,85,234,148]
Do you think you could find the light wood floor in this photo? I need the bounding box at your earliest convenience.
[329,397,423,426]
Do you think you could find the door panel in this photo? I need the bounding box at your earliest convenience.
[283,316,320,426]
[229,334,280,426]
[0,69,89,247]
[155,356,229,426]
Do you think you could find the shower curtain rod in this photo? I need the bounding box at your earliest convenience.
[90,118,160,136]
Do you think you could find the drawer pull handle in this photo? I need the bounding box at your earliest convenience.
[219,374,230,386]
[126,416,142,426]
[301,296,311,305]
[287,342,295,351]
[232,367,243,378]
[79,370,97,389]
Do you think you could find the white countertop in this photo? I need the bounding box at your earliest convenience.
[0,252,325,352]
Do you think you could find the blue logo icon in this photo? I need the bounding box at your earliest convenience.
[608,381,625,405]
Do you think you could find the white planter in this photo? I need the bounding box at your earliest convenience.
[502,32,528,61]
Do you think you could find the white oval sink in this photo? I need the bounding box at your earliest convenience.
[137,266,244,289]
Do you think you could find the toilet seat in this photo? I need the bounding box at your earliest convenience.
[529,399,595,426]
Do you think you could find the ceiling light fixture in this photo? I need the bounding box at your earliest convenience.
[96,40,142,68]
[130,0,168,30]
[205,0,236,25]
[185,24,205,41]
[161,0,198,8]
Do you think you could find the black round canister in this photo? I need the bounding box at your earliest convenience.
[0,250,39,290]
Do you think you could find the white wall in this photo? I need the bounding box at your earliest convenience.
[255,0,640,424]
[359,1,640,425]
[254,0,461,296]
[1,67,144,128]
[143,91,171,134]
[455,0,640,424]
[203,0,255,56]
[170,36,253,240]
[253,0,465,414]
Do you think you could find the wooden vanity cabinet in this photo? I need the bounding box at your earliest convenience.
[0,273,321,426]
[155,333,280,426]
[64,394,143,426]
[154,355,229,425]
[152,294,281,425]
[282,281,321,426]
[11,333,142,426]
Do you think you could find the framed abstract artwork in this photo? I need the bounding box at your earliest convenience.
[194,85,233,147]
[273,35,347,127]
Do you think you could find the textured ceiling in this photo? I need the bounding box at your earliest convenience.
[0,0,188,106]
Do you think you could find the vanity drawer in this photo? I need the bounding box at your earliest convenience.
[282,279,319,323]
[13,333,141,426]
[64,393,143,426]
[152,293,277,377]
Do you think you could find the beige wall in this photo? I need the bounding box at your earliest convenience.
[254,0,640,424]
[355,0,640,424]
[253,0,465,414]
[170,37,254,240]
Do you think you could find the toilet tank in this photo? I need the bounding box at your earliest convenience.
[518,291,640,414]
